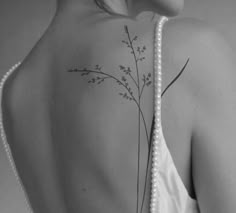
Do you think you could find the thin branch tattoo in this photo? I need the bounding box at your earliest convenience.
[140,57,190,213]
[67,25,190,213]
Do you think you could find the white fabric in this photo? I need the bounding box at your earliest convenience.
[158,125,200,213]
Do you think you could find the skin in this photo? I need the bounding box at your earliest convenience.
[2,0,236,213]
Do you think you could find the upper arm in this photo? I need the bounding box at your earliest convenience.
[190,26,236,212]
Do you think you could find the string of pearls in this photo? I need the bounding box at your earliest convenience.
[0,15,168,213]
[150,16,168,213]
[0,62,33,213]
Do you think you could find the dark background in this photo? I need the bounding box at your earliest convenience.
[0,0,236,212]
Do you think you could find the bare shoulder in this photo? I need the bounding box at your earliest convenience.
[164,16,218,36]
[166,17,236,133]
[163,16,236,96]
[163,16,233,56]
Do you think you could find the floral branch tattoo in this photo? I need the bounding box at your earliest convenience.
[67,25,190,213]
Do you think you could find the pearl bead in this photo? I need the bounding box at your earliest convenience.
[153,138,159,145]
[152,182,158,189]
[153,140,159,146]
[151,199,157,207]
[152,172,158,178]
[152,188,157,194]
[153,154,158,160]
[153,139,159,145]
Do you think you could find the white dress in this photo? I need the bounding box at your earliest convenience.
[158,125,200,212]
[0,17,200,213]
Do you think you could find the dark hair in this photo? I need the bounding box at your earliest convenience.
[94,0,115,15]
[93,0,158,19]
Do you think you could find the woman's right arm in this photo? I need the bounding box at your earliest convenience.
[190,26,236,213]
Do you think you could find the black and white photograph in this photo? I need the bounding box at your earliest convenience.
[0,0,236,213]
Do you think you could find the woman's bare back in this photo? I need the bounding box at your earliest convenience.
[3,12,206,213]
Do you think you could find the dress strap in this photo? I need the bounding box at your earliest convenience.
[0,62,33,213]
[149,16,169,213]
